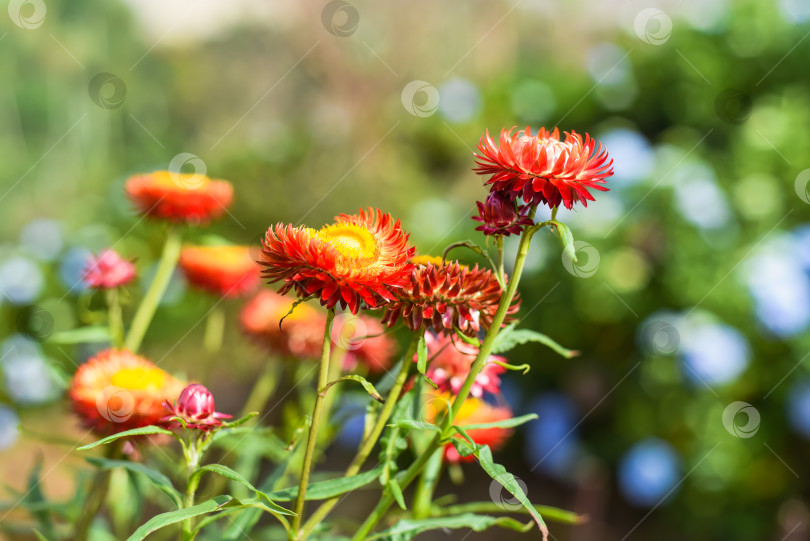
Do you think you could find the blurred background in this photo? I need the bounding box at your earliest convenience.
[2,0,810,539]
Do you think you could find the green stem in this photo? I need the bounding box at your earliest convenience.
[411,447,443,519]
[352,214,539,540]
[105,288,124,349]
[203,305,225,354]
[74,444,120,541]
[124,226,183,353]
[318,345,347,446]
[299,332,419,539]
[182,438,203,541]
[291,308,335,538]
[495,236,505,286]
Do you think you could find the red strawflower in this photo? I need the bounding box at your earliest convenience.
[125,171,233,225]
[381,261,516,336]
[333,314,396,374]
[240,289,326,359]
[425,391,514,463]
[472,191,534,236]
[179,245,260,298]
[260,208,414,314]
[83,249,136,289]
[69,349,185,435]
[474,126,613,209]
[418,333,506,398]
[162,384,231,431]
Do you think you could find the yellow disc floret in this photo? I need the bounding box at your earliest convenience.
[110,367,167,390]
[316,223,379,267]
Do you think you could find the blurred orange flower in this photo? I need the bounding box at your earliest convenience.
[240,289,325,359]
[70,349,185,435]
[474,126,613,210]
[426,391,514,463]
[125,170,233,224]
[260,208,414,314]
[382,261,514,336]
[179,244,260,298]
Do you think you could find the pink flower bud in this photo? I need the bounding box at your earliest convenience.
[83,249,136,289]
[472,191,533,236]
[176,384,216,420]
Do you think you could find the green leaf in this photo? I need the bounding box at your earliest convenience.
[127,495,233,541]
[220,411,258,428]
[450,440,549,541]
[435,502,585,525]
[368,513,532,540]
[456,413,538,431]
[491,360,531,374]
[266,466,383,502]
[491,323,577,358]
[453,326,481,347]
[24,456,55,539]
[388,479,406,511]
[191,464,293,516]
[192,498,293,536]
[389,419,440,432]
[320,375,384,403]
[86,457,182,507]
[416,332,427,375]
[77,426,175,450]
[32,530,48,541]
[47,326,111,344]
[550,220,577,263]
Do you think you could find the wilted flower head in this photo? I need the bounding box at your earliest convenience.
[472,191,533,236]
[83,249,136,289]
[382,261,516,336]
[425,391,513,463]
[474,126,613,210]
[334,314,396,374]
[179,245,260,298]
[69,349,185,435]
[163,383,231,431]
[418,333,506,398]
[260,208,414,314]
[240,289,326,359]
[125,171,233,225]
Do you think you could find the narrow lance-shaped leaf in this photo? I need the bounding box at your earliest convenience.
[127,495,234,541]
[266,466,383,502]
[48,326,111,345]
[77,426,176,451]
[191,464,294,516]
[86,457,183,507]
[456,413,538,431]
[368,513,533,540]
[491,322,577,358]
[320,375,385,403]
[549,220,577,263]
[451,439,549,541]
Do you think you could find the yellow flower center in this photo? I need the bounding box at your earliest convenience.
[110,367,167,390]
[316,224,379,265]
[410,255,444,267]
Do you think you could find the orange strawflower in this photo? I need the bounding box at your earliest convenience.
[426,391,514,463]
[260,208,414,314]
[125,171,233,224]
[69,349,185,435]
[381,261,515,336]
[474,126,613,210]
[333,314,396,374]
[240,289,326,359]
[179,244,260,298]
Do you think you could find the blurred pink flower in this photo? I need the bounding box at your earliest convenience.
[83,249,136,289]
